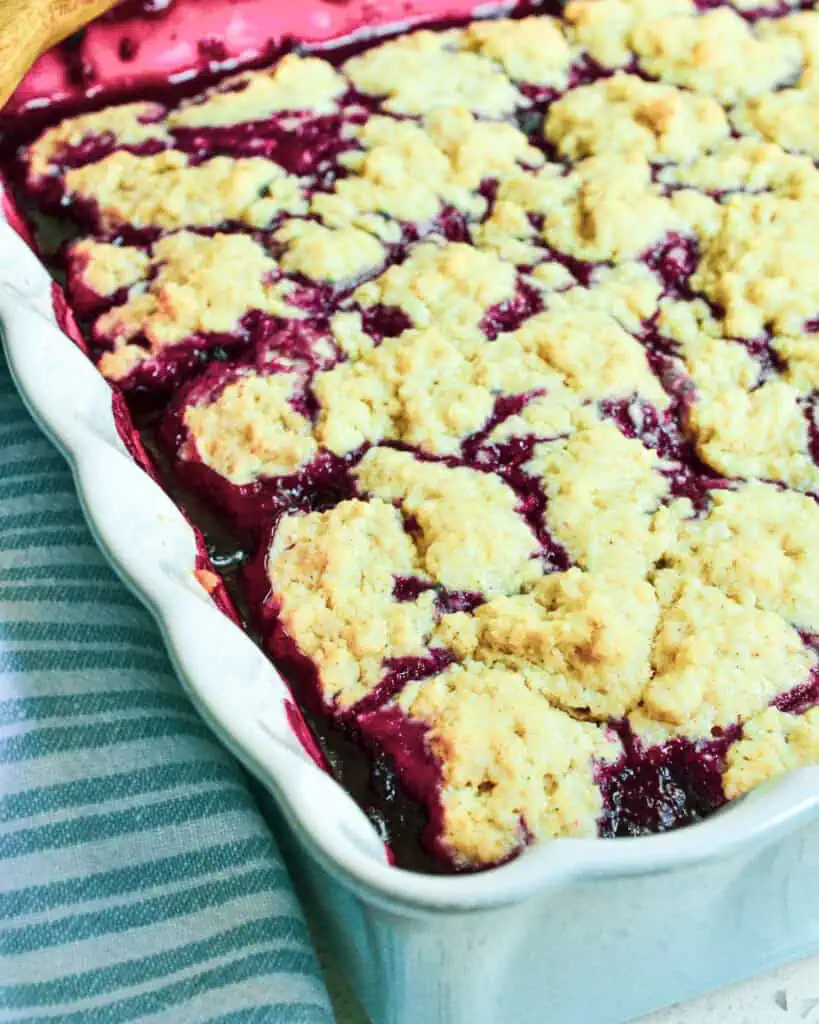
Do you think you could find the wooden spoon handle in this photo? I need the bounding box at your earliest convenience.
[0,0,122,109]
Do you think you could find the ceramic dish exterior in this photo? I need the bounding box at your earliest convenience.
[3,190,819,1024]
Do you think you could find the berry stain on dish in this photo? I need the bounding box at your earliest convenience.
[6,0,819,872]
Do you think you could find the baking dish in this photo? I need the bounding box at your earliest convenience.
[4,1,819,1020]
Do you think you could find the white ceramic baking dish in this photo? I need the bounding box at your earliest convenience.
[3,177,819,1024]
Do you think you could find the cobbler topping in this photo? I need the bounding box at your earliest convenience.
[658,138,819,196]
[343,29,524,116]
[686,380,819,492]
[354,448,542,597]
[435,568,659,720]
[545,75,730,164]
[633,570,815,742]
[354,240,518,328]
[183,371,317,485]
[267,500,437,709]
[169,56,347,127]
[71,239,150,299]
[27,101,169,183]
[666,484,819,633]
[563,0,693,70]
[460,16,573,88]
[691,193,819,338]
[385,661,621,866]
[723,706,819,800]
[92,232,296,381]
[631,7,800,103]
[733,89,819,162]
[274,219,387,285]
[65,150,306,232]
[527,420,674,578]
[21,1,819,872]
[541,155,685,263]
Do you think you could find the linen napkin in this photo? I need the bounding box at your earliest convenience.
[0,350,333,1023]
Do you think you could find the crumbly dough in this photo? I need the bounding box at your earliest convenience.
[436,567,659,719]
[27,102,169,181]
[723,706,819,800]
[666,483,819,634]
[71,239,150,298]
[355,240,518,329]
[460,17,573,88]
[563,0,694,69]
[541,154,684,263]
[505,302,668,406]
[773,335,819,393]
[343,29,523,117]
[65,151,305,232]
[95,232,295,380]
[274,219,386,285]
[169,56,347,127]
[632,7,800,104]
[635,570,815,740]
[313,327,497,457]
[354,447,542,597]
[691,193,819,338]
[267,499,437,708]
[658,138,819,198]
[527,421,673,578]
[732,89,819,163]
[393,662,621,865]
[546,74,729,164]
[686,381,819,493]
[184,371,317,485]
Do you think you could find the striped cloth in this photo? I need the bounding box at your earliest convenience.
[0,351,333,1023]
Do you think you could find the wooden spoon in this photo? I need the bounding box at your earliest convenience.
[0,0,122,109]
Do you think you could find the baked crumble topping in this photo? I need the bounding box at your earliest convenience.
[20,1,819,871]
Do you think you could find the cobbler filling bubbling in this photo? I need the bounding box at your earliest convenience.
[11,0,819,871]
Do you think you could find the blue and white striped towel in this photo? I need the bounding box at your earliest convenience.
[0,350,334,1023]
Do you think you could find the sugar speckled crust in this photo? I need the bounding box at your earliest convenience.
[393,662,621,866]
[95,232,295,381]
[546,75,729,164]
[723,706,819,801]
[65,151,306,233]
[169,56,347,127]
[23,3,819,867]
[184,371,317,485]
[267,499,437,709]
[354,448,542,597]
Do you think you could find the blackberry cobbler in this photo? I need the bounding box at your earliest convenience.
[16,0,819,870]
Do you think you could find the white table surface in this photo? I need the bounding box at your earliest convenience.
[316,940,819,1023]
